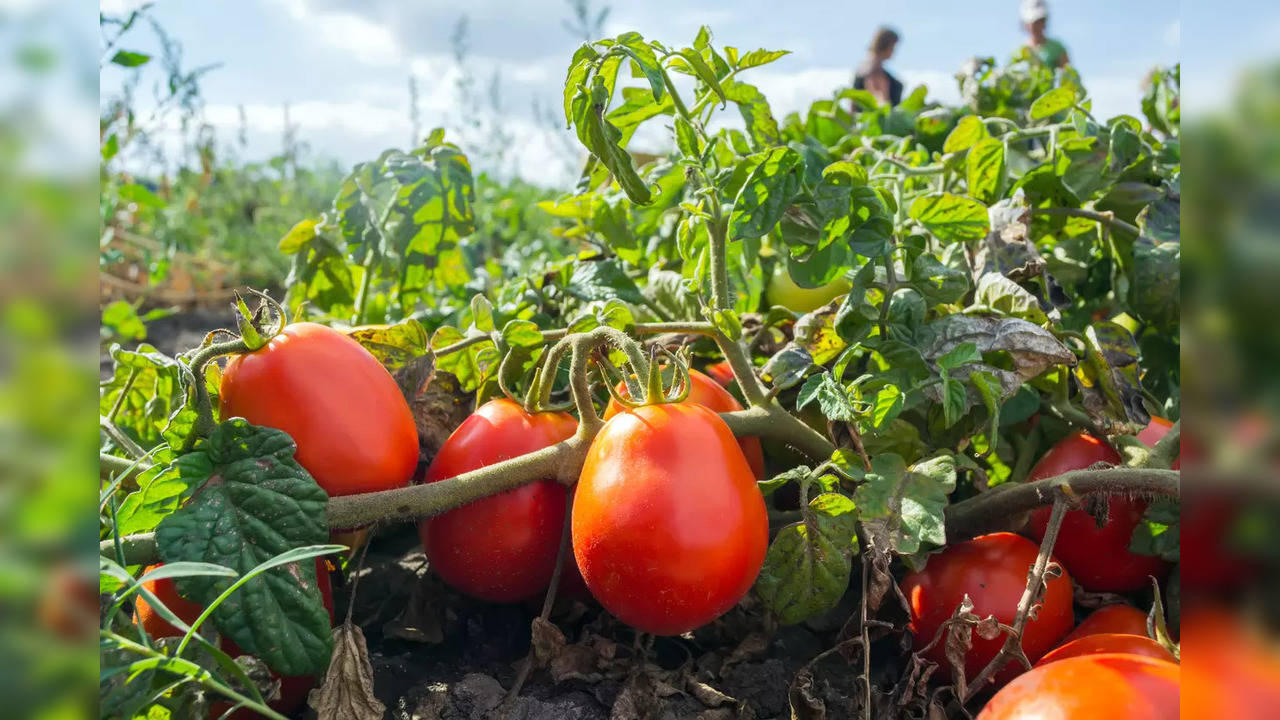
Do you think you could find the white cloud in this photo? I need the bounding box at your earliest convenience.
[272,0,403,67]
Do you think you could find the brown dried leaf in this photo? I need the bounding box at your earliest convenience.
[394,356,473,459]
[611,672,664,720]
[722,630,770,667]
[787,668,826,720]
[687,678,735,708]
[382,577,443,644]
[308,622,386,720]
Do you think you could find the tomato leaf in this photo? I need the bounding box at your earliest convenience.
[1029,86,1078,120]
[966,136,1006,203]
[728,147,803,242]
[943,115,987,154]
[756,492,858,625]
[346,319,429,371]
[854,454,955,559]
[154,419,333,676]
[909,193,990,244]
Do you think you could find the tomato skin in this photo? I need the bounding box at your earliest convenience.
[1036,633,1176,666]
[1026,430,1170,592]
[901,533,1074,684]
[134,566,209,640]
[1182,606,1280,720]
[766,266,851,314]
[703,361,736,389]
[419,399,579,603]
[977,654,1179,719]
[573,403,767,635]
[604,369,765,480]
[220,322,419,498]
[1060,604,1149,644]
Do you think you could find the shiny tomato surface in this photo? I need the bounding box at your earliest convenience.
[1026,429,1170,592]
[573,402,767,635]
[1060,604,1149,644]
[703,361,736,389]
[1036,633,1176,666]
[977,654,1179,719]
[419,399,579,602]
[220,322,419,497]
[604,369,765,480]
[901,532,1074,684]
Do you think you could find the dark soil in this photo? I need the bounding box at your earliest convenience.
[101,308,228,377]
[333,525,875,720]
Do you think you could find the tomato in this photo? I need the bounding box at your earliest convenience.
[1037,633,1176,666]
[1060,604,1149,644]
[977,654,1179,719]
[604,369,765,480]
[703,361,736,389]
[1182,606,1280,720]
[136,561,334,719]
[220,322,419,498]
[419,399,580,603]
[1026,429,1171,592]
[1181,492,1256,592]
[901,532,1074,684]
[573,402,767,635]
[766,265,851,314]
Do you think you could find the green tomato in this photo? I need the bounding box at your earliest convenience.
[766,266,851,313]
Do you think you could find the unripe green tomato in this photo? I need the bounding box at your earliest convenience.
[766,266,851,314]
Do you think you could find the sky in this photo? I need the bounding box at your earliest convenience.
[94,0,1192,188]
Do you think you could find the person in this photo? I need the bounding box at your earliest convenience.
[1020,0,1070,68]
[853,27,902,107]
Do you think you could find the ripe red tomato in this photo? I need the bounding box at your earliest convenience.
[977,654,1179,719]
[1060,604,1149,644]
[220,322,419,497]
[901,532,1074,684]
[1037,633,1176,666]
[1182,606,1280,720]
[135,561,334,719]
[1026,428,1171,592]
[604,369,765,480]
[419,399,580,603]
[703,361,736,389]
[573,402,767,635]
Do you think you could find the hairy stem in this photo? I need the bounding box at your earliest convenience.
[1030,207,1142,238]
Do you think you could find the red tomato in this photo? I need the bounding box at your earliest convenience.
[419,399,580,603]
[1181,493,1256,592]
[604,369,765,480]
[703,361,736,389]
[901,532,1074,684]
[573,402,767,635]
[1037,633,1176,666]
[220,322,419,497]
[1026,429,1171,592]
[1182,606,1280,720]
[136,561,334,719]
[977,654,1179,719]
[1060,604,1149,644]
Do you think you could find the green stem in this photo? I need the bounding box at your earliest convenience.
[107,366,140,422]
[1030,207,1141,237]
[181,338,251,451]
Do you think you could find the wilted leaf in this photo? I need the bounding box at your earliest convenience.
[308,622,386,720]
[854,454,955,557]
[756,492,859,624]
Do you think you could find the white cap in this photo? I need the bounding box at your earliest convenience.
[1020,0,1049,23]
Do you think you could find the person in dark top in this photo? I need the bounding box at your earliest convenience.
[853,27,903,106]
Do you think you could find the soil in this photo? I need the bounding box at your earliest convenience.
[331,524,874,720]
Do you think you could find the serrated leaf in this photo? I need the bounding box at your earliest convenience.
[346,319,429,371]
[758,465,811,497]
[500,319,545,349]
[565,257,647,305]
[1029,86,1078,120]
[943,115,987,153]
[966,137,1005,203]
[756,492,858,624]
[854,454,954,555]
[909,193,989,244]
[154,420,332,676]
[796,372,856,423]
[728,147,803,241]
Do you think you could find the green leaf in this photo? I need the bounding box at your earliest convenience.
[278,219,319,254]
[101,300,148,342]
[500,319,545,349]
[571,77,652,204]
[909,193,989,244]
[755,492,858,624]
[758,465,810,497]
[870,384,904,429]
[102,132,119,161]
[722,80,780,149]
[728,147,802,241]
[937,341,982,373]
[733,48,790,70]
[678,47,726,105]
[909,253,970,305]
[943,115,987,153]
[1129,499,1180,561]
[563,44,600,126]
[564,257,647,306]
[431,325,499,392]
[154,420,333,676]
[110,49,151,67]
[611,32,665,102]
[796,372,856,423]
[966,137,1005,203]
[854,454,954,556]
[346,319,429,370]
[1029,86,1078,120]
[973,273,1048,324]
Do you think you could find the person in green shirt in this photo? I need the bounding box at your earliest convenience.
[1020,0,1071,68]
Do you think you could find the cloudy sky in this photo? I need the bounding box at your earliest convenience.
[96,0,1189,187]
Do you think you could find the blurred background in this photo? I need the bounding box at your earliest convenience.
[0,0,1277,717]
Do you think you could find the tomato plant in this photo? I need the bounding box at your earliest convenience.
[221,322,420,498]
[573,402,767,635]
[419,398,579,602]
[977,654,1180,719]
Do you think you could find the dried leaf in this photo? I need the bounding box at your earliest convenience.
[687,678,736,708]
[307,622,386,720]
[787,668,826,720]
[611,672,664,720]
[394,356,473,459]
